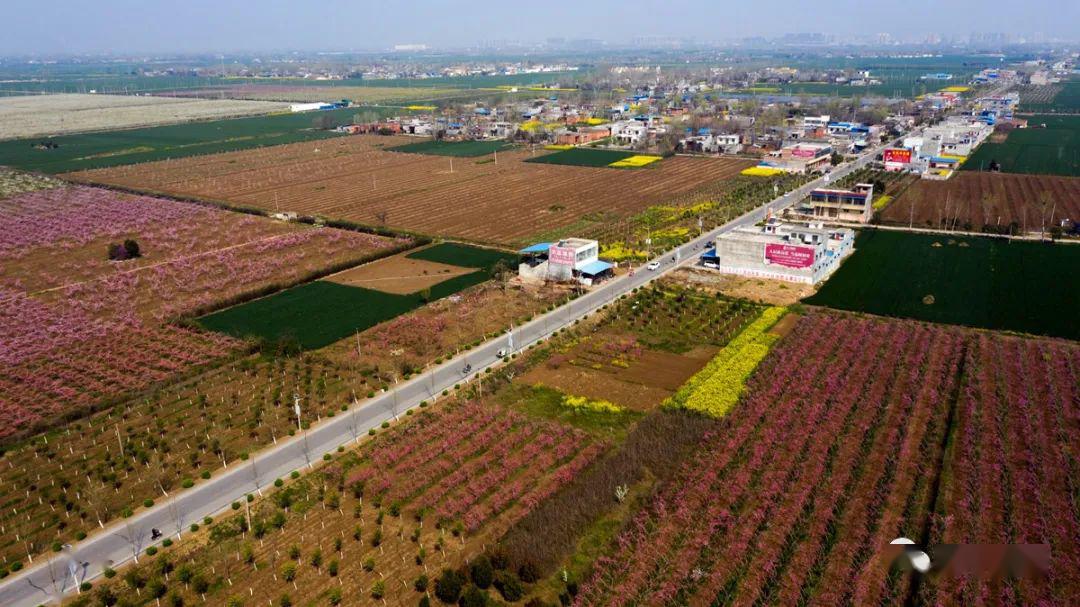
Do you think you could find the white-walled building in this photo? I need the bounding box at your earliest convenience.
[702,219,854,284]
[610,120,649,146]
[518,238,613,285]
[803,115,831,131]
[759,141,833,174]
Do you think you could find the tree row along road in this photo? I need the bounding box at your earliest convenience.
[0,132,902,607]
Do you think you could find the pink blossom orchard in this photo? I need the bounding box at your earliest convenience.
[0,186,406,439]
[347,403,601,533]
[573,314,1080,607]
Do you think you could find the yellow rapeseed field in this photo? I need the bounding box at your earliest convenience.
[665,307,786,417]
[562,394,623,414]
[741,166,786,177]
[608,155,663,168]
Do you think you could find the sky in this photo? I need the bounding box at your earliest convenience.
[2,0,1077,55]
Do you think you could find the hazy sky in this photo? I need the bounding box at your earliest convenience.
[3,0,1076,55]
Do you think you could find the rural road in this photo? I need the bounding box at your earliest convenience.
[0,133,900,607]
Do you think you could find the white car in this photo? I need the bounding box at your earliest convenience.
[646,261,661,271]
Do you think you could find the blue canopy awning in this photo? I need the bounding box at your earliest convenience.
[519,242,551,254]
[578,260,614,275]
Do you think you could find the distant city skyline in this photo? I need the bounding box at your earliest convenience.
[1,0,1077,56]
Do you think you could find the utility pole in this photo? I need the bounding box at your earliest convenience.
[293,394,302,432]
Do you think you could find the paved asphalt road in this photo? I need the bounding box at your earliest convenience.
[0,134,900,606]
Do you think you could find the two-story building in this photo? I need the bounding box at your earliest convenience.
[701,219,854,284]
[805,183,875,223]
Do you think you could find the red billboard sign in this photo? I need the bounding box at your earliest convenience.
[884,148,913,164]
[764,244,815,269]
[549,246,575,266]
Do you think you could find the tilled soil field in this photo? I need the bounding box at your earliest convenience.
[325,251,472,294]
[879,171,1080,232]
[67,136,754,245]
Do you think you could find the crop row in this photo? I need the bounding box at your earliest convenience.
[1,186,407,439]
[665,306,786,417]
[574,313,1079,606]
[67,401,600,607]
[69,135,752,245]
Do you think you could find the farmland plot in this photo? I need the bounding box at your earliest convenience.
[0,168,64,199]
[63,402,602,607]
[321,280,569,374]
[517,286,766,411]
[197,243,516,350]
[1018,80,1080,113]
[963,114,1080,177]
[878,171,1080,233]
[387,139,515,157]
[0,94,285,140]
[804,230,1080,340]
[67,135,753,245]
[573,313,1079,606]
[0,279,561,571]
[170,84,462,104]
[0,355,367,572]
[0,107,356,173]
[0,186,408,439]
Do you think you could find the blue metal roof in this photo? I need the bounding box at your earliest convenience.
[930,156,959,164]
[519,242,552,254]
[578,260,614,275]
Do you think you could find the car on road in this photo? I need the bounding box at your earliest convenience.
[646,261,661,271]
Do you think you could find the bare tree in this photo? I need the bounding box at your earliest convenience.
[249,456,264,496]
[300,433,314,470]
[166,498,185,541]
[115,520,146,564]
[84,478,112,528]
[346,403,362,444]
[148,456,173,498]
[26,553,70,604]
[389,375,400,420]
[16,512,45,564]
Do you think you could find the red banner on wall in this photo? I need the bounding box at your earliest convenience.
[884,148,912,164]
[549,246,575,266]
[764,244,815,269]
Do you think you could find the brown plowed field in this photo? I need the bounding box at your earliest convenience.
[880,172,1080,232]
[324,249,472,294]
[67,135,754,245]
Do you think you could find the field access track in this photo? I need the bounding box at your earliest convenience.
[67,135,753,245]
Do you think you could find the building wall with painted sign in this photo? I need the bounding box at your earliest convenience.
[764,243,816,269]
